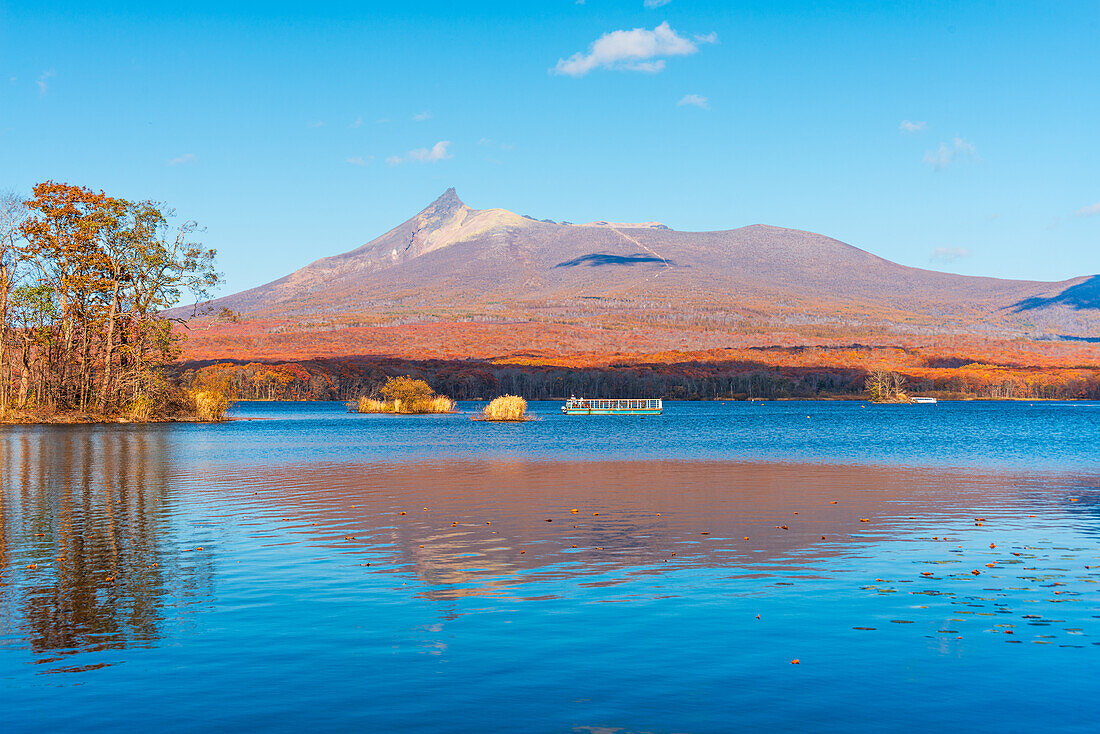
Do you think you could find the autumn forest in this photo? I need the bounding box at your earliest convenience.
[0,182,222,421]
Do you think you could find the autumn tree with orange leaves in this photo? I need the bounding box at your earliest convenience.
[0,181,220,419]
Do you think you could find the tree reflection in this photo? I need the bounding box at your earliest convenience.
[0,427,208,667]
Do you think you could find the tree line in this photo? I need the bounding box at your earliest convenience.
[0,182,220,419]
[180,356,1100,403]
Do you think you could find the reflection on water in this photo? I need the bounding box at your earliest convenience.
[211,460,1094,601]
[1,415,1098,733]
[0,428,211,672]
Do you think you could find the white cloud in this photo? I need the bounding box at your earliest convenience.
[677,93,709,109]
[350,117,363,129]
[388,140,452,165]
[553,22,714,77]
[1075,201,1100,217]
[409,140,451,162]
[645,0,672,7]
[929,246,972,264]
[307,120,324,128]
[167,153,196,166]
[345,156,371,166]
[412,111,432,122]
[923,137,977,170]
[899,119,926,133]
[36,70,54,95]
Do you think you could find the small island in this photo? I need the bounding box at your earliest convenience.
[354,376,455,414]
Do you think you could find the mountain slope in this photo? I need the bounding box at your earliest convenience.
[198,189,1098,339]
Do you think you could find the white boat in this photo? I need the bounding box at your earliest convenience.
[911,396,938,404]
[561,397,662,415]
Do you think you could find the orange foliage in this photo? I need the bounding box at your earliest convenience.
[174,319,1100,401]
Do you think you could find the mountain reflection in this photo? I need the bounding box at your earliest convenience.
[0,427,209,671]
[218,459,1082,602]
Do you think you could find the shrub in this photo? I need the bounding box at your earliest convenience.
[379,376,434,405]
[128,395,155,421]
[483,395,527,421]
[192,389,230,421]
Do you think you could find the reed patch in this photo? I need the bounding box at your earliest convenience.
[481,395,528,421]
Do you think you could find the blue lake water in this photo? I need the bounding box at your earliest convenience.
[1,401,1098,732]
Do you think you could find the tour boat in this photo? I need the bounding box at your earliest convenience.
[911,396,938,404]
[561,397,663,415]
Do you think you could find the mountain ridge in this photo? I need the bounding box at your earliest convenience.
[190,189,1098,340]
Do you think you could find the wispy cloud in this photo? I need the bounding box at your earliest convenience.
[387,140,452,166]
[307,120,324,128]
[677,93,709,109]
[345,156,372,166]
[412,111,432,122]
[1075,201,1100,217]
[167,153,196,166]
[644,0,672,7]
[350,117,363,129]
[478,137,514,151]
[923,137,977,171]
[553,22,714,77]
[899,119,926,133]
[36,70,55,96]
[929,246,972,264]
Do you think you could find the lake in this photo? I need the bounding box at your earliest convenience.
[2,400,1098,732]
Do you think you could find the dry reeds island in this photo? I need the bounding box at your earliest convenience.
[356,376,455,414]
[482,395,528,421]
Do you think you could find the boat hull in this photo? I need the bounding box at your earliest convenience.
[561,408,662,415]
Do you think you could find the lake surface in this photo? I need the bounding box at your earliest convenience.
[2,401,1098,732]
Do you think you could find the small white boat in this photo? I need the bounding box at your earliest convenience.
[911,396,938,404]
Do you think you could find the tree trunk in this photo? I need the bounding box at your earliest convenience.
[98,280,121,412]
[17,339,30,406]
[0,263,9,415]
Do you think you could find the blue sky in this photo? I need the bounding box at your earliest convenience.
[2,0,1097,293]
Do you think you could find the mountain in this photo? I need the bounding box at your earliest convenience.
[194,189,1098,340]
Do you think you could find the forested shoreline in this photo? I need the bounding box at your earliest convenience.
[1,182,225,422]
[176,354,1100,403]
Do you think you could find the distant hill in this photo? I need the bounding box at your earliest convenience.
[188,189,1098,342]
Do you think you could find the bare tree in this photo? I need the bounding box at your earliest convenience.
[865,370,908,402]
[0,190,27,415]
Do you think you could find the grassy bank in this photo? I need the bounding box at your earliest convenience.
[1,389,232,424]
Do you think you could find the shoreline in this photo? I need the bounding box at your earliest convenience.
[4,395,1093,426]
[0,414,233,426]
